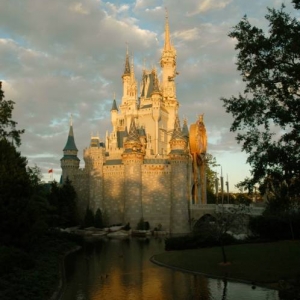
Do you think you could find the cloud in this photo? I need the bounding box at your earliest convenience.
[69,3,90,15]
[0,0,288,189]
[187,0,233,15]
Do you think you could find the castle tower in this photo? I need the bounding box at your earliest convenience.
[60,116,80,183]
[169,116,190,233]
[160,10,179,152]
[120,47,138,123]
[122,118,144,227]
[151,68,163,154]
[111,96,118,132]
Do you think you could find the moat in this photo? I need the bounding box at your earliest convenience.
[61,237,279,300]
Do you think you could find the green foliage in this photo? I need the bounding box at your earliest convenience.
[0,246,35,276]
[47,178,78,228]
[234,193,252,205]
[221,4,300,195]
[136,217,149,230]
[165,233,237,251]
[94,208,103,228]
[0,231,82,300]
[249,213,300,240]
[123,222,131,231]
[0,82,24,146]
[205,153,219,198]
[0,139,46,248]
[83,206,94,228]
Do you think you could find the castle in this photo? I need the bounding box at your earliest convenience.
[60,15,207,234]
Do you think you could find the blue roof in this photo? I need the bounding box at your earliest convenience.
[63,125,78,151]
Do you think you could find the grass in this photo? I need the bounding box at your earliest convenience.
[152,240,300,286]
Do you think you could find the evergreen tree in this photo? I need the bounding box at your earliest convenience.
[0,81,24,146]
[47,178,78,228]
[83,206,94,228]
[94,208,103,228]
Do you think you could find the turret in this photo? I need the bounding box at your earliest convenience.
[169,116,187,155]
[111,96,118,132]
[122,118,144,227]
[122,118,143,156]
[61,116,80,182]
[121,47,137,116]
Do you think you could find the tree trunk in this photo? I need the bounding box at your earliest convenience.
[220,238,227,264]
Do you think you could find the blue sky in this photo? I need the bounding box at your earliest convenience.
[0,0,296,190]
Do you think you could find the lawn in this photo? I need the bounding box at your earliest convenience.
[152,240,300,285]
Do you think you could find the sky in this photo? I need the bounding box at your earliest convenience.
[0,0,296,190]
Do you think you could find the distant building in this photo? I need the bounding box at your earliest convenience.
[60,15,207,233]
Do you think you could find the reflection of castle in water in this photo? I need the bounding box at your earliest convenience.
[60,15,207,233]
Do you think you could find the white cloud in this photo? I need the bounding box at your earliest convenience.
[188,0,233,15]
[173,28,200,41]
[69,3,90,15]
[0,0,289,189]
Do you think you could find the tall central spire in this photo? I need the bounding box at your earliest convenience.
[123,43,131,76]
[164,8,172,51]
[160,9,177,100]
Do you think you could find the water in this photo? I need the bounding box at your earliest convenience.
[61,237,279,300]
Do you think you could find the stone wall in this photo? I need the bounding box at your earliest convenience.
[141,164,171,231]
[103,165,125,225]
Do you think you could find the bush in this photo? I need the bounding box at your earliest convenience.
[0,246,35,276]
[165,232,237,251]
[136,218,149,230]
[249,214,300,240]
[94,208,103,228]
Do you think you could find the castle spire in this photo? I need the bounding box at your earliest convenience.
[160,10,177,100]
[170,115,185,141]
[127,117,140,142]
[111,94,118,111]
[61,118,80,182]
[123,43,131,76]
[164,8,172,51]
[131,53,135,80]
[63,117,78,151]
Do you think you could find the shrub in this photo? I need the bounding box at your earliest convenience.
[249,214,300,240]
[165,232,237,251]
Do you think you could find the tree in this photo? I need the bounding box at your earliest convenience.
[0,82,24,146]
[47,178,78,228]
[205,154,219,203]
[221,2,300,197]
[83,206,94,228]
[0,140,50,248]
[201,205,247,264]
[94,208,103,228]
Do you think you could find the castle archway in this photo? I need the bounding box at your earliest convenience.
[192,213,216,232]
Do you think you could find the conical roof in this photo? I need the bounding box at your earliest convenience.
[63,124,78,151]
[111,98,118,111]
[170,116,185,141]
[123,48,131,76]
[127,118,140,142]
